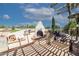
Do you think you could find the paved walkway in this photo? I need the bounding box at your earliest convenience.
[1,37,75,56]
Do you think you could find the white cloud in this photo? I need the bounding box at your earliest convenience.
[17,21,37,26]
[3,14,10,19]
[20,3,40,9]
[56,23,61,26]
[54,14,68,22]
[24,8,55,21]
[54,14,67,20]
[54,14,69,27]
[20,4,32,9]
[25,8,54,16]
[24,14,52,21]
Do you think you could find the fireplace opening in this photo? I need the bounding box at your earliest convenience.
[37,30,43,37]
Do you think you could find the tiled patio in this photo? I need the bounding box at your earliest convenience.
[0,37,75,56]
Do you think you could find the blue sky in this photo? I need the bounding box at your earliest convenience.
[0,3,78,27]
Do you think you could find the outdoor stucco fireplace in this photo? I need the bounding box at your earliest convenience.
[35,21,45,37]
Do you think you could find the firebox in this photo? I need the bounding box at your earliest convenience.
[37,30,43,37]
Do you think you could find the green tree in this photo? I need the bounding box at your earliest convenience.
[69,21,76,29]
[0,25,5,28]
[51,17,55,32]
[12,26,15,30]
[63,21,77,35]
